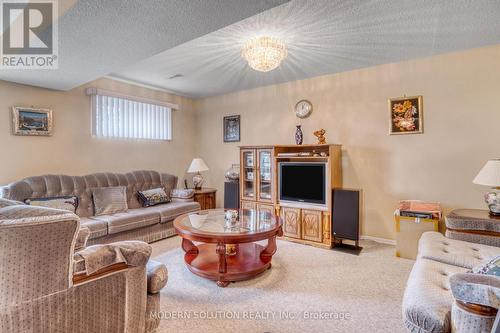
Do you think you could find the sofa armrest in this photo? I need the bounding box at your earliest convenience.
[450,273,500,309]
[147,260,168,294]
[73,241,152,276]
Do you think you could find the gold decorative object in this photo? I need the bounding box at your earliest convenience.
[242,36,287,72]
[313,129,326,144]
[226,244,237,256]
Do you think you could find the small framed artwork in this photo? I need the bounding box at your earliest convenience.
[12,106,53,136]
[388,96,423,135]
[223,115,240,142]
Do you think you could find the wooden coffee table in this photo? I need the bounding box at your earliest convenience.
[174,209,283,287]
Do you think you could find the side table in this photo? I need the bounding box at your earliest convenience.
[193,188,217,210]
[446,209,500,247]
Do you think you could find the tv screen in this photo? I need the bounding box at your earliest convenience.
[279,163,326,205]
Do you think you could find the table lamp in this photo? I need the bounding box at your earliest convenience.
[187,158,209,190]
[473,159,500,216]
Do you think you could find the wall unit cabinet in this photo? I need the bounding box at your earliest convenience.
[240,146,276,217]
[239,144,342,249]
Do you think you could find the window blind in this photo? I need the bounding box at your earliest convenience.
[87,89,173,141]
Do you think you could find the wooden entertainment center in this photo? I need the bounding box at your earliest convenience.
[239,144,342,249]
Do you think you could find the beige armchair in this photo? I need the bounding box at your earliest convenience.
[0,199,167,333]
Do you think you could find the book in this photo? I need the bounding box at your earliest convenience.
[399,210,435,219]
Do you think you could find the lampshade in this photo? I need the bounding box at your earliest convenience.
[187,158,209,173]
[473,159,500,187]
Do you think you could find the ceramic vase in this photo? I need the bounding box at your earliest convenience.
[295,125,303,145]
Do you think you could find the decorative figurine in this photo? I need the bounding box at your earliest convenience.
[313,129,326,144]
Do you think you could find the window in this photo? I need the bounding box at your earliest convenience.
[86,88,176,140]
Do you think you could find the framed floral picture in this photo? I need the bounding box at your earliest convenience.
[12,106,53,136]
[223,115,240,142]
[388,96,423,135]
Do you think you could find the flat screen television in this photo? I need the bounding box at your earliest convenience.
[279,162,326,205]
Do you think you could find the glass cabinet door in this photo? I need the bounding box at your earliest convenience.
[241,149,256,200]
[258,149,273,202]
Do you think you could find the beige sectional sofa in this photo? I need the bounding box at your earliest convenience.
[0,170,200,245]
[403,232,500,333]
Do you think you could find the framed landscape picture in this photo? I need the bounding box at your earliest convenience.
[389,96,423,135]
[12,106,53,136]
[223,115,240,142]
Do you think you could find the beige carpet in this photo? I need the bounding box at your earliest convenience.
[151,237,414,333]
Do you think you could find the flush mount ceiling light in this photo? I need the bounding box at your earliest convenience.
[242,36,287,72]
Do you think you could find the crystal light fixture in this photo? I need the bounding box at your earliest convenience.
[242,36,287,72]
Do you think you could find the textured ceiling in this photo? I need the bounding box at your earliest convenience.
[111,0,500,98]
[0,0,288,90]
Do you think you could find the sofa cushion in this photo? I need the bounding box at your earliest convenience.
[25,196,78,213]
[80,217,108,239]
[417,232,500,269]
[171,189,195,199]
[403,258,468,333]
[144,200,200,223]
[138,187,171,207]
[93,209,160,234]
[92,186,128,216]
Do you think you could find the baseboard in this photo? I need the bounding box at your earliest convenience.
[360,235,396,246]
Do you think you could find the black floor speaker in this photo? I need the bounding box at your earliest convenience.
[332,189,360,248]
[224,182,240,209]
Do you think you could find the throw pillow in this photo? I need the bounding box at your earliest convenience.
[25,196,79,213]
[171,188,195,199]
[92,186,128,216]
[472,255,500,276]
[138,187,171,207]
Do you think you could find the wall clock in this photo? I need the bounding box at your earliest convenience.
[294,100,313,119]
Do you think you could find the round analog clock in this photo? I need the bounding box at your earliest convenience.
[294,100,313,119]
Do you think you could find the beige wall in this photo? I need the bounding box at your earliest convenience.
[1,46,499,240]
[0,78,196,185]
[194,45,500,240]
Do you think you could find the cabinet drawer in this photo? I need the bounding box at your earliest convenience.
[282,207,301,239]
[301,209,323,242]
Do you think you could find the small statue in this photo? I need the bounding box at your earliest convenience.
[313,129,326,144]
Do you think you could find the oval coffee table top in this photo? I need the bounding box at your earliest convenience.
[174,209,282,243]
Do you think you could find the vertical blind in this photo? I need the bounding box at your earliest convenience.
[92,94,172,140]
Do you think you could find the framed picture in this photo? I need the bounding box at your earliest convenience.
[12,106,53,136]
[388,96,423,135]
[223,115,240,142]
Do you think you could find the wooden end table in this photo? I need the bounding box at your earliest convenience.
[174,209,283,287]
[193,188,217,210]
